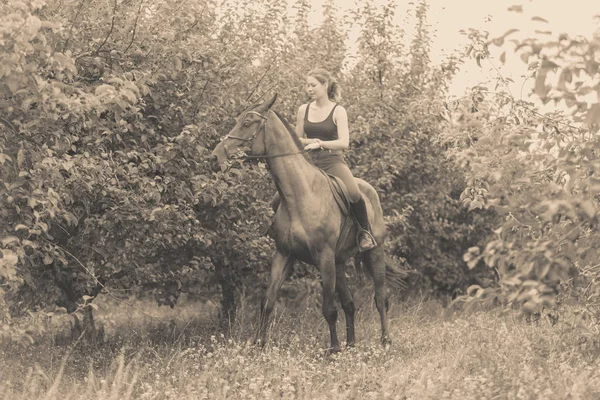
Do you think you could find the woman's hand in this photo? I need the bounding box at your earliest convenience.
[304,140,323,150]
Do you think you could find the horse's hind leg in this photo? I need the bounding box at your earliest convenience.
[336,263,356,347]
[255,251,295,346]
[363,247,391,346]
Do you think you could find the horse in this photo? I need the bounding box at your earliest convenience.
[211,94,398,353]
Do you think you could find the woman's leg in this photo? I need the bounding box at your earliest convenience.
[325,163,362,203]
[325,163,377,252]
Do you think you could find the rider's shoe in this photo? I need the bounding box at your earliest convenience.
[357,229,377,252]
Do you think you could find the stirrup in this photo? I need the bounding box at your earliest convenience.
[357,229,377,252]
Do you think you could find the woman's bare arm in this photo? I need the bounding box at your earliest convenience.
[318,106,349,151]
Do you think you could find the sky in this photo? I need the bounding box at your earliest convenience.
[302,0,600,100]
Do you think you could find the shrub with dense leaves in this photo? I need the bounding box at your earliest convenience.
[0,0,281,339]
[448,19,600,316]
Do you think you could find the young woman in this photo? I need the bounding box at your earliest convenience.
[296,68,377,252]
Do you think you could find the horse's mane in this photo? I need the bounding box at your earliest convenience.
[272,110,303,150]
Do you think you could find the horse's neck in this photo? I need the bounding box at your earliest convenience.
[265,118,318,208]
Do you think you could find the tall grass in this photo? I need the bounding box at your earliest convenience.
[2,292,600,399]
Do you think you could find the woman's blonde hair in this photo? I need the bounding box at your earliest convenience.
[307,68,341,102]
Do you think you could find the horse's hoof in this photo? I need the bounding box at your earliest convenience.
[381,336,392,348]
[325,346,342,356]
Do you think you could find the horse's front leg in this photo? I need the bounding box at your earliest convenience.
[254,250,295,346]
[318,249,341,354]
[336,263,356,347]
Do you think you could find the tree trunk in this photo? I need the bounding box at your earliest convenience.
[53,263,104,343]
[214,260,237,331]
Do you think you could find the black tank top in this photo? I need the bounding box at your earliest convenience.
[304,102,338,141]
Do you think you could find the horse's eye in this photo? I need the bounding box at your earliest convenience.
[243,120,251,127]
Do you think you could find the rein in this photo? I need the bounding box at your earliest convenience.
[241,149,308,160]
[223,110,309,160]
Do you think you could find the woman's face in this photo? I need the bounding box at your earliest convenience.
[306,76,327,100]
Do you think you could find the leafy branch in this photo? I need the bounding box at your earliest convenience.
[122,0,145,54]
[244,50,282,103]
[94,0,119,56]
[62,0,88,53]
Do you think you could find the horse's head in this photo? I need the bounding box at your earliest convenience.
[211,94,278,170]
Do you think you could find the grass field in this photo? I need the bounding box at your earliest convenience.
[2,289,600,400]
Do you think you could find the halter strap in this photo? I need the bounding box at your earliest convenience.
[224,111,267,142]
[247,111,268,119]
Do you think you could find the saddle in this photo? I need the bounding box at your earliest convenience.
[320,170,351,217]
[319,170,357,254]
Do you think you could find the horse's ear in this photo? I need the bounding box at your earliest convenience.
[263,93,278,110]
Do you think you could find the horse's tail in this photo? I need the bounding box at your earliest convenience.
[384,263,408,291]
[354,253,407,292]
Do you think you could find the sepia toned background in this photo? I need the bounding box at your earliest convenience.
[2,0,600,398]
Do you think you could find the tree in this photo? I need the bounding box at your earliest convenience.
[0,0,282,339]
[341,0,496,294]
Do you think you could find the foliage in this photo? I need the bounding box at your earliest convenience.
[0,0,282,339]
[1,0,498,344]
[344,0,497,293]
[448,17,600,315]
